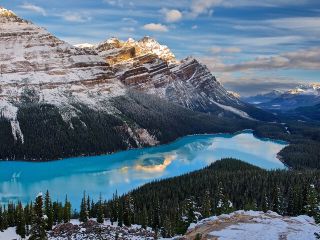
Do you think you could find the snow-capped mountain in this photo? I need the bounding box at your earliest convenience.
[0,7,123,144]
[0,7,272,160]
[79,37,273,121]
[243,84,320,111]
[243,90,284,104]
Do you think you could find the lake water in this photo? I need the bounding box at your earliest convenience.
[0,131,287,208]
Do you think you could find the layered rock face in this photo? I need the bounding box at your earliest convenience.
[0,8,150,148]
[92,37,260,120]
[0,8,270,160]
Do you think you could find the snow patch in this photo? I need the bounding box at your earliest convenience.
[187,211,320,240]
[212,101,255,121]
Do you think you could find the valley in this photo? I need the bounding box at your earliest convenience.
[0,4,320,240]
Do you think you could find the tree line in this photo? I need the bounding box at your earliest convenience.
[104,159,320,237]
[0,191,71,239]
[1,159,320,239]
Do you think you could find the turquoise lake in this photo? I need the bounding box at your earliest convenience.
[0,131,287,208]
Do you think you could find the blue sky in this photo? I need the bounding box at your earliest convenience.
[2,0,320,95]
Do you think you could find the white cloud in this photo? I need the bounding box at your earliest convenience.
[103,0,124,7]
[161,9,183,22]
[210,46,241,54]
[20,3,47,16]
[143,23,169,32]
[192,25,198,29]
[121,27,135,32]
[60,12,92,23]
[208,47,320,72]
[237,36,303,47]
[223,76,303,96]
[122,18,138,25]
[190,0,223,17]
[189,0,311,18]
[267,17,320,34]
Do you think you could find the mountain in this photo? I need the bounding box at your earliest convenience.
[242,90,284,104]
[243,84,320,111]
[0,7,261,161]
[78,37,275,121]
[0,7,278,161]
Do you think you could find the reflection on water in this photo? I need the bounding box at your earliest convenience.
[0,131,287,208]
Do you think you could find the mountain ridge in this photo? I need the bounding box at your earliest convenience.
[243,83,320,111]
[76,36,275,121]
[0,8,274,160]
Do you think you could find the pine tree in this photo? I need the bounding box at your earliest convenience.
[202,190,211,218]
[152,197,160,232]
[118,203,123,227]
[30,193,47,240]
[24,202,33,236]
[7,201,15,227]
[63,196,71,223]
[216,183,233,215]
[111,192,119,225]
[304,184,320,220]
[286,187,295,216]
[79,192,89,223]
[141,205,148,229]
[87,195,91,219]
[2,207,8,231]
[0,204,3,231]
[123,195,132,227]
[52,202,60,224]
[44,190,53,230]
[58,202,64,223]
[186,198,196,224]
[97,194,104,224]
[162,216,173,237]
[261,192,269,213]
[16,202,26,238]
[293,186,304,216]
[272,186,283,214]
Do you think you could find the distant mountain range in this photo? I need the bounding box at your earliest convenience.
[242,84,320,111]
[0,7,273,160]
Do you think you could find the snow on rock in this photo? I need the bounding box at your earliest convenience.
[10,120,24,143]
[48,219,155,240]
[0,7,16,17]
[44,33,254,121]
[74,43,96,49]
[0,8,128,143]
[95,36,177,65]
[0,100,24,143]
[94,37,252,120]
[185,210,320,240]
[212,101,255,121]
[287,83,320,96]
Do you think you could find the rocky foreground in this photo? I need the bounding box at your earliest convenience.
[0,211,319,239]
[181,211,320,240]
[48,220,155,240]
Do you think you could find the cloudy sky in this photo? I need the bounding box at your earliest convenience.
[3,0,320,96]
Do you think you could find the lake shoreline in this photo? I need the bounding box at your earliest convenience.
[0,131,288,207]
[0,128,288,163]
